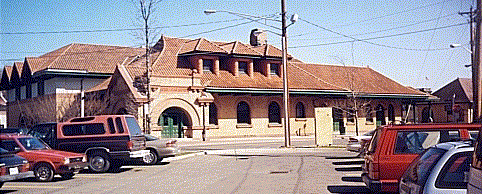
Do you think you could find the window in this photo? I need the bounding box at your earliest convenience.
[347,109,355,123]
[268,101,281,123]
[62,123,106,136]
[107,118,116,134]
[388,104,395,123]
[365,105,373,123]
[239,61,248,74]
[296,102,305,118]
[237,101,251,124]
[209,103,218,125]
[15,88,20,101]
[26,84,32,98]
[435,151,472,189]
[0,140,19,152]
[394,130,460,154]
[126,117,143,136]
[115,117,125,133]
[203,59,213,72]
[270,63,279,75]
[38,81,44,96]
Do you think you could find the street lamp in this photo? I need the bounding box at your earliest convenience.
[450,44,473,54]
[204,5,296,147]
[450,43,476,122]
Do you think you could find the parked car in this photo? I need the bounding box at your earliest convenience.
[0,148,34,188]
[27,115,148,173]
[142,134,179,165]
[0,128,29,135]
[346,130,375,153]
[399,141,473,194]
[0,134,88,181]
[468,129,482,194]
[362,123,478,193]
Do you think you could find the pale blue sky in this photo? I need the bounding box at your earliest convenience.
[0,0,475,91]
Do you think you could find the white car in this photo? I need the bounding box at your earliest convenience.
[399,141,473,194]
[346,130,375,153]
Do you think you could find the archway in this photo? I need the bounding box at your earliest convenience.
[159,107,191,138]
[376,104,386,126]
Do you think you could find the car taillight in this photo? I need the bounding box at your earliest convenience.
[369,161,379,179]
[127,141,133,150]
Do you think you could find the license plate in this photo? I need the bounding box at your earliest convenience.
[9,167,19,175]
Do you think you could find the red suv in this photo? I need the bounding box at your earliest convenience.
[362,123,478,193]
[0,134,88,182]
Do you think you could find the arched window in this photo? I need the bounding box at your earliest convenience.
[365,104,373,123]
[388,104,395,123]
[296,102,305,118]
[237,101,251,124]
[209,103,218,125]
[268,101,281,123]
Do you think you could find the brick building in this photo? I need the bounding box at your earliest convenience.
[1,34,430,138]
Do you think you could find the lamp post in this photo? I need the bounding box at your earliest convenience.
[450,43,475,122]
[205,4,296,147]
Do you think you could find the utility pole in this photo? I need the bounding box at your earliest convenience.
[460,7,477,122]
[475,0,482,123]
[281,0,291,147]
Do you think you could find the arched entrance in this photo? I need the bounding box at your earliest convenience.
[376,104,386,126]
[159,107,190,138]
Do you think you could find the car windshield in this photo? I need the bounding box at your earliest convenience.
[18,137,48,150]
[363,130,375,136]
[402,147,446,187]
[144,134,159,141]
[0,147,9,154]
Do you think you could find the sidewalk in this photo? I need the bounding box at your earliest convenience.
[174,135,348,147]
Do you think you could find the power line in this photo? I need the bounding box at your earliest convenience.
[1,18,247,35]
[291,13,458,41]
[291,18,466,50]
[180,18,264,38]
[290,0,454,38]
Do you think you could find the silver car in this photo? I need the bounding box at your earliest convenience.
[142,134,179,165]
[399,141,473,194]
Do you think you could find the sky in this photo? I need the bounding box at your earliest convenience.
[0,0,476,91]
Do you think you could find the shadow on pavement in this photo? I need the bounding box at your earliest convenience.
[79,167,132,174]
[0,189,16,194]
[334,166,362,171]
[333,160,364,165]
[325,156,360,160]
[327,185,370,194]
[341,176,363,182]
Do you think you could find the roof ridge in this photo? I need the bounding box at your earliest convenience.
[194,38,203,51]
[46,43,75,69]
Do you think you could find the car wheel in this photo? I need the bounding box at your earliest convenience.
[34,163,54,182]
[142,149,158,165]
[61,172,75,179]
[0,181,4,188]
[89,152,110,173]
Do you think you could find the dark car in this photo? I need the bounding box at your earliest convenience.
[0,128,29,135]
[0,147,34,188]
[28,115,148,173]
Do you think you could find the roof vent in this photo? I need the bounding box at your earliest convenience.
[250,29,267,46]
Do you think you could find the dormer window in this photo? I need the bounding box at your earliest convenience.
[203,59,213,72]
[270,63,280,75]
[239,61,248,74]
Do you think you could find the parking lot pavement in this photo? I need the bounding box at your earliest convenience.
[1,148,369,194]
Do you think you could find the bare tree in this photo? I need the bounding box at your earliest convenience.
[132,0,163,133]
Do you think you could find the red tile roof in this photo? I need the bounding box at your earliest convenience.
[122,35,426,96]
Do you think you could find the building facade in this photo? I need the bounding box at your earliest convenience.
[1,34,431,138]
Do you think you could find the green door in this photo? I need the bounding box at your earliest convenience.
[160,113,184,138]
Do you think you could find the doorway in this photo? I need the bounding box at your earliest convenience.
[159,107,189,138]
